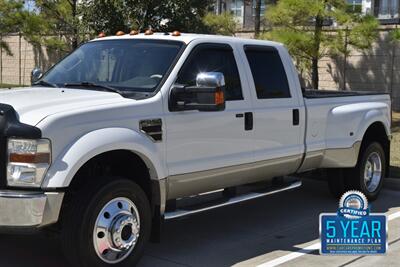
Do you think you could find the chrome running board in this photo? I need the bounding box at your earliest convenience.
[165,178,302,220]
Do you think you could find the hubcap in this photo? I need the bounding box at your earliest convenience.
[93,197,140,264]
[363,152,382,193]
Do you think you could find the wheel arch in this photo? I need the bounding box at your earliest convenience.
[42,127,166,189]
[359,121,390,177]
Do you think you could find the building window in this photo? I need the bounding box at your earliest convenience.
[252,0,266,16]
[375,0,399,19]
[230,0,244,17]
[346,0,363,13]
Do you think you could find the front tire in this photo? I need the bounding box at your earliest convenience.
[61,178,151,267]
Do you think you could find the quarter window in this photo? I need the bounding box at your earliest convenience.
[176,45,243,101]
[245,46,291,99]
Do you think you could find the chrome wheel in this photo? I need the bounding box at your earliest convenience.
[93,197,140,264]
[363,152,382,193]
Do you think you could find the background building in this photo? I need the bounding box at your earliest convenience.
[214,0,269,30]
[214,0,400,29]
[374,0,400,24]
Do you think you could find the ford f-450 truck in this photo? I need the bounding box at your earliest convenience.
[0,32,391,267]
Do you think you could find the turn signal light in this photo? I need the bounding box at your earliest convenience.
[116,31,125,36]
[98,32,106,38]
[172,31,181,36]
[215,90,225,105]
[130,30,139,35]
[9,153,50,164]
[144,29,154,35]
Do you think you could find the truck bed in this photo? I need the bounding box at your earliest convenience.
[303,89,388,99]
[299,91,391,172]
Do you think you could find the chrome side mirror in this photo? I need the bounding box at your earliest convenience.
[196,72,225,88]
[169,72,226,112]
[31,67,43,84]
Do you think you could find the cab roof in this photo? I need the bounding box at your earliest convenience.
[89,32,283,48]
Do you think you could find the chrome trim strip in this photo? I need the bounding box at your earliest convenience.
[167,154,302,200]
[41,192,64,226]
[298,141,362,172]
[321,141,361,168]
[158,179,167,216]
[165,180,302,220]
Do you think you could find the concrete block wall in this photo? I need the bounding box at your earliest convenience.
[0,34,60,86]
[318,31,400,111]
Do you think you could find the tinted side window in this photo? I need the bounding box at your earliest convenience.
[176,45,243,101]
[245,46,291,99]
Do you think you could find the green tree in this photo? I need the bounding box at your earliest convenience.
[79,0,213,36]
[161,0,213,32]
[330,14,379,90]
[79,0,127,35]
[265,0,378,89]
[19,0,81,54]
[0,0,24,55]
[391,28,400,42]
[203,12,237,36]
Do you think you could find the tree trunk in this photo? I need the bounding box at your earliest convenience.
[0,34,2,85]
[343,27,349,90]
[71,0,78,50]
[311,58,319,89]
[255,0,262,37]
[312,14,323,89]
[143,1,154,30]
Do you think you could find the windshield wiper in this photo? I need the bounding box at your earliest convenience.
[32,80,58,88]
[63,82,123,95]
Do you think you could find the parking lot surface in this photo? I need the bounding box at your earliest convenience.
[1,178,400,267]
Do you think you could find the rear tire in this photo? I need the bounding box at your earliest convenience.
[61,178,151,267]
[328,142,385,200]
[347,142,386,200]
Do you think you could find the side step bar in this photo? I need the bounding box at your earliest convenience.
[165,179,302,220]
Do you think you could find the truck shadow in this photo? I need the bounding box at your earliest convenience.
[0,178,399,267]
[139,178,400,267]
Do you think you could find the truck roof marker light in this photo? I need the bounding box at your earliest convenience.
[130,30,139,35]
[172,31,181,36]
[116,31,125,36]
[144,29,154,35]
[98,32,106,38]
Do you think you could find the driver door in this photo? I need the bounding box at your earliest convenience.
[164,43,254,179]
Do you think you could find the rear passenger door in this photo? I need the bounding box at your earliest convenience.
[242,45,304,173]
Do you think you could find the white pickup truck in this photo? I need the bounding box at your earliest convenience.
[0,32,391,267]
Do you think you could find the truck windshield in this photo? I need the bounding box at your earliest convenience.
[40,39,184,94]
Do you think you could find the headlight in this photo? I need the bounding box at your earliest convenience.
[7,138,51,187]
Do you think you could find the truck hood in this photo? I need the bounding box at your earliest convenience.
[0,87,126,126]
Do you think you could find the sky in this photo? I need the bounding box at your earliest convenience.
[24,0,36,12]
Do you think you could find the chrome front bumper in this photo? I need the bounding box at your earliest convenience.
[0,191,64,227]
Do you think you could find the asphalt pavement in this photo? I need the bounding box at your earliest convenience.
[1,178,400,267]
